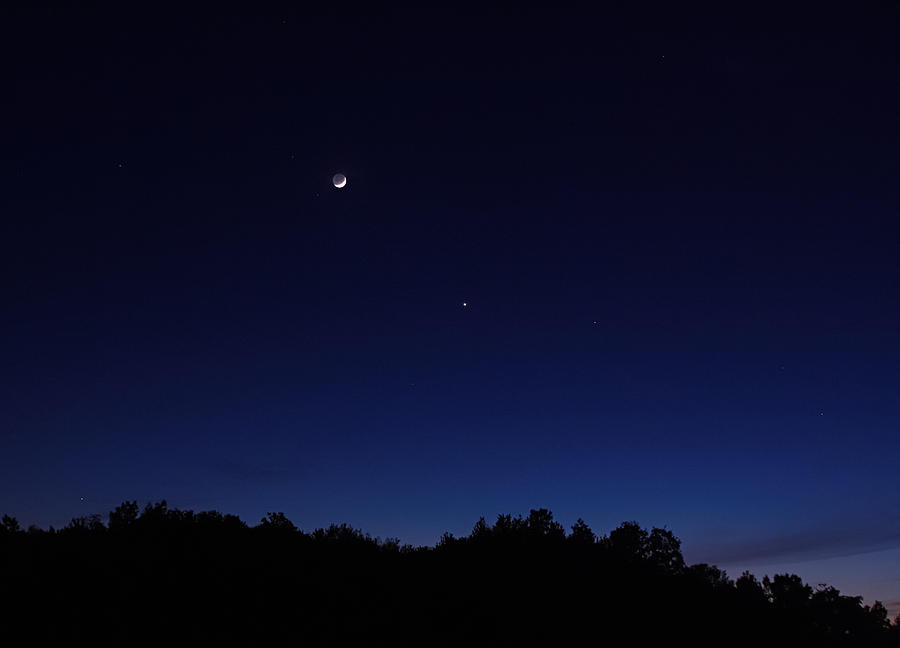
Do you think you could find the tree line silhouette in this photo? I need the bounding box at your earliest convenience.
[1,503,898,646]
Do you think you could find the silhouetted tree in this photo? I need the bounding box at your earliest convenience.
[524,508,565,541]
[311,522,373,547]
[492,512,525,538]
[568,518,596,546]
[736,570,767,604]
[686,563,732,590]
[139,500,169,524]
[765,573,812,611]
[470,516,490,541]
[646,527,685,573]
[1,514,20,535]
[436,531,456,548]
[258,511,297,532]
[62,513,104,534]
[868,600,890,631]
[607,520,649,562]
[109,500,139,530]
[379,536,401,552]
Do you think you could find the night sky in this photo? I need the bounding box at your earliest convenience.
[3,4,900,614]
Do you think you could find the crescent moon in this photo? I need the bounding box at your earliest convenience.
[332,173,347,188]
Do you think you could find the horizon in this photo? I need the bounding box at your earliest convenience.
[8,497,900,618]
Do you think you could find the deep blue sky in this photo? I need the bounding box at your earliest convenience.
[3,4,899,613]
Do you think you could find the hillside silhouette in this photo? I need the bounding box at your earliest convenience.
[1,503,897,646]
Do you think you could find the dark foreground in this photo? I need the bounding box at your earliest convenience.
[1,503,897,646]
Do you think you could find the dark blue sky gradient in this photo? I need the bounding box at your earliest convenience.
[2,3,899,613]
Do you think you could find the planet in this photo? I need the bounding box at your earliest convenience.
[332,173,347,188]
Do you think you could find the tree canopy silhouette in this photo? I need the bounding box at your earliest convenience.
[0,503,897,647]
